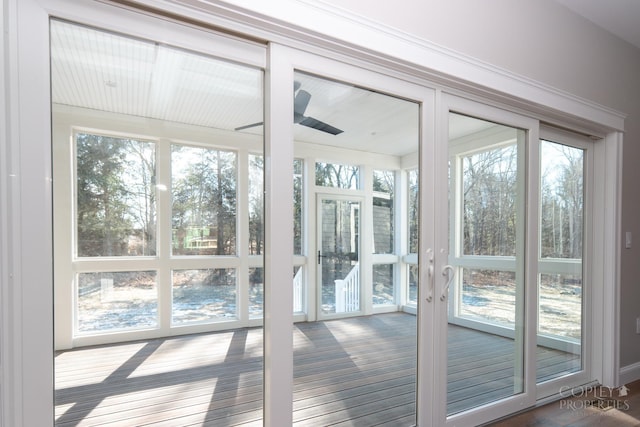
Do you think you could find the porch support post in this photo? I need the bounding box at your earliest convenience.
[263,42,294,426]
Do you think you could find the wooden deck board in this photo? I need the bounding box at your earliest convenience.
[55,313,578,426]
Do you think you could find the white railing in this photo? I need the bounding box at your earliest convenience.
[293,267,303,313]
[335,263,360,313]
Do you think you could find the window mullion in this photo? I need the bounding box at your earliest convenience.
[157,138,173,334]
[237,148,250,324]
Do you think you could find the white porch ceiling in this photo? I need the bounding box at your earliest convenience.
[50,21,263,135]
[50,20,422,158]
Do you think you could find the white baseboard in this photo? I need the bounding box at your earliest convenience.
[619,362,640,386]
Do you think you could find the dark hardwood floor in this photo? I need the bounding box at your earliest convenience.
[489,379,640,426]
[55,312,583,426]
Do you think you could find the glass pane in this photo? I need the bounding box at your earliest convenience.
[249,267,264,319]
[52,18,264,426]
[408,264,419,305]
[171,268,237,324]
[77,271,157,332]
[537,140,584,382]
[373,264,394,305]
[315,161,359,189]
[373,170,395,254]
[539,273,581,339]
[459,268,516,326]
[448,112,525,415]
[171,146,237,256]
[76,134,156,257]
[247,156,303,257]
[462,144,518,256]
[373,169,395,193]
[294,159,304,255]
[294,70,419,426]
[408,168,419,254]
[249,154,264,255]
[540,141,584,259]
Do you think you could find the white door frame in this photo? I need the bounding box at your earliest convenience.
[315,193,364,320]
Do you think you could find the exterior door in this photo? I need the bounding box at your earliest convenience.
[317,196,362,317]
[435,96,595,426]
[272,50,433,427]
[436,95,539,426]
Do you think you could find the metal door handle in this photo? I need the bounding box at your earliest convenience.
[426,264,434,302]
[440,264,455,301]
[426,248,434,302]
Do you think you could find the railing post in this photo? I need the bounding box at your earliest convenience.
[354,268,360,311]
[335,279,345,313]
[293,268,302,313]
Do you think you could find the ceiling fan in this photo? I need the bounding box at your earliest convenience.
[235,81,344,135]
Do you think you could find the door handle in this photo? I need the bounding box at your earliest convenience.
[426,264,434,302]
[426,248,434,302]
[440,264,455,301]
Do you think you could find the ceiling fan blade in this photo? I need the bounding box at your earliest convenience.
[236,85,343,135]
[299,116,343,135]
[294,90,311,117]
[234,121,263,131]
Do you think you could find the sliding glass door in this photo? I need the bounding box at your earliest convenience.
[280,62,429,426]
[436,100,539,425]
[10,0,617,425]
[445,112,528,417]
[438,96,593,425]
[46,7,596,427]
[52,18,267,425]
[536,126,592,399]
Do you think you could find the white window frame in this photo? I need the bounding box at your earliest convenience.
[447,121,524,339]
[371,168,400,311]
[57,121,270,348]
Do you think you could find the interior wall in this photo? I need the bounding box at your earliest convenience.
[225,0,640,369]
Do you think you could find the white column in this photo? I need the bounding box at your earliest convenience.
[263,42,294,427]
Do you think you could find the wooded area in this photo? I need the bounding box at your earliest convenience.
[460,141,583,259]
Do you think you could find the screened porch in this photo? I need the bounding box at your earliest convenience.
[51,19,586,427]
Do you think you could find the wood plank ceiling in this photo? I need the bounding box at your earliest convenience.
[49,19,423,158]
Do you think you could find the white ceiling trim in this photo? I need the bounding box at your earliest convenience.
[116,0,627,132]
